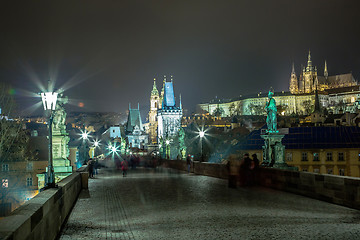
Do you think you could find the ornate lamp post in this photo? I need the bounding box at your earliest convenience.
[41,91,58,188]
[199,130,204,161]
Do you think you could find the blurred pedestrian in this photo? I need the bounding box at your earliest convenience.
[121,158,128,177]
[94,158,99,175]
[250,154,260,185]
[239,153,251,186]
[88,158,94,178]
[186,154,191,173]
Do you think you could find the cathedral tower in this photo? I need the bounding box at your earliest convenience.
[289,62,298,94]
[148,78,159,144]
[303,51,318,93]
[324,60,328,79]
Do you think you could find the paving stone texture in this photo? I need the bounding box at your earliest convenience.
[59,168,360,240]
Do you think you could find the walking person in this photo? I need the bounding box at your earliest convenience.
[121,158,128,177]
[250,154,260,185]
[239,153,252,186]
[186,154,191,173]
[88,158,94,178]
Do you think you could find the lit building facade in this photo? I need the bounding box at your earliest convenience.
[126,104,148,149]
[157,79,182,141]
[236,126,360,177]
[198,52,359,117]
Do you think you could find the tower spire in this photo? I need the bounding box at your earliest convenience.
[151,78,159,95]
[291,62,295,74]
[324,60,328,78]
[179,94,182,109]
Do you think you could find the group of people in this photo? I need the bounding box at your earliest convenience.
[87,158,99,178]
[239,153,260,186]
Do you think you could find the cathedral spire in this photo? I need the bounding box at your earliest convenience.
[179,94,182,109]
[324,60,328,78]
[151,78,159,95]
[291,62,295,74]
[306,50,312,70]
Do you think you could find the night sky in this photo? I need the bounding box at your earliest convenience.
[1,1,360,117]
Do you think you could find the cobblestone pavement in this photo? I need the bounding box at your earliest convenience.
[59,168,360,240]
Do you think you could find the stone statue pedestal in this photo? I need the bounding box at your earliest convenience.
[51,128,72,181]
[261,132,291,169]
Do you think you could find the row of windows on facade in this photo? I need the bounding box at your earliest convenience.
[302,168,345,176]
[1,178,33,188]
[285,152,352,162]
[1,163,33,172]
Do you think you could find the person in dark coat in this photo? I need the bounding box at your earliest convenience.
[250,154,260,185]
[186,154,191,173]
[88,158,94,178]
[239,153,252,186]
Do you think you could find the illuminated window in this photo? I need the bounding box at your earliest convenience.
[339,169,345,176]
[1,179,8,188]
[313,168,320,173]
[326,152,333,161]
[26,162,33,171]
[2,164,9,172]
[338,152,344,161]
[26,178,33,187]
[313,153,319,161]
[301,152,308,161]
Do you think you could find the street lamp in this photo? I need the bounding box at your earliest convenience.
[199,131,204,161]
[41,91,58,188]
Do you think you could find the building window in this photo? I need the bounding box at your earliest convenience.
[338,152,344,161]
[302,168,308,172]
[313,168,320,173]
[313,153,319,161]
[2,164,9,172]
[286,153,292,162]
[339,168,345,176]
[326,152,333,161]
[1,179,8,188]
[327,168,333,174]
[301,152,308,161]
[26,162,33,171]
[26,178,33,187]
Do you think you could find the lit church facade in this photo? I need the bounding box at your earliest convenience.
[198,52,359,116]
[147,76,182,145]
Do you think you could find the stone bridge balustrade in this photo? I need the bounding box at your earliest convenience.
[0,166,88,240]
[161,159,360,210]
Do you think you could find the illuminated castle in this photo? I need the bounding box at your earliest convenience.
[290,51,357,94]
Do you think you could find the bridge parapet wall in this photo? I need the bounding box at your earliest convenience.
[258,168,360,210]
[162,159,360,210]
[0,166,88,240]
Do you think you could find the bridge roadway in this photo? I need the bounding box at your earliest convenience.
[59,168,360,240]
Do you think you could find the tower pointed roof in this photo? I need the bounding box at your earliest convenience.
[291,62,295,74]
[306,50,315,72]
[151,78,159,95]
[324,60,328,78]
[126,104,144,133]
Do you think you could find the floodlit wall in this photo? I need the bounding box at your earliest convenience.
[0,166,88,240]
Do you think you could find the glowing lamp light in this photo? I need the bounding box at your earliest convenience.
[165,140,170,145]
[41,92,58,110]
[94,140,99,147]
[111,146,117,152]
[81,132,88,140]
[199,131,205,138]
